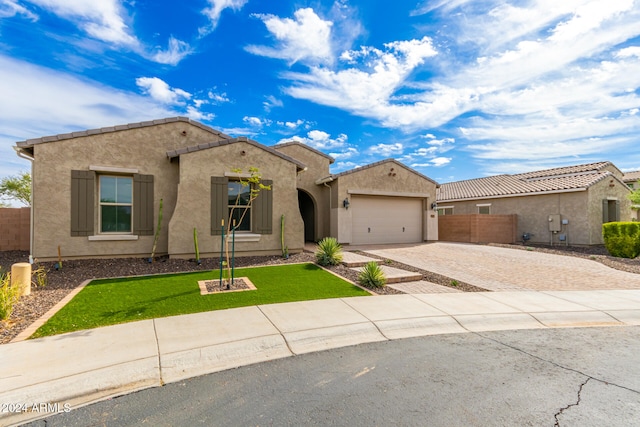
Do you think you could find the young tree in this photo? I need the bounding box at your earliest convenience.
[222,167,270,287]
[629,181,640,207]
[0,172,31,206]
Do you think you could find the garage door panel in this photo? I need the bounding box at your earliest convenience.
[351,196,422,244]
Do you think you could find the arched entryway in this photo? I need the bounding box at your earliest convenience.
[298,190,316,242]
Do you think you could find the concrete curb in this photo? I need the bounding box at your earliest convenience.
[2,290,640,426]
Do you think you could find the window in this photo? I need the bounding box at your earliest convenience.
[437,207,453,216]
[228,181,252,231]
[602,199,620,223]
[99,176,133,233]
[477,204,491,214]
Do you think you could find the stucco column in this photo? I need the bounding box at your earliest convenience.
[11,262,31,296]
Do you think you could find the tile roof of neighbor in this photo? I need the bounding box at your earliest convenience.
[438,161,627,202]
[318,158,440,186]
[273,141,336,164]
[623,171,640,182]
[15,117,229,148]
[166,136,306,170]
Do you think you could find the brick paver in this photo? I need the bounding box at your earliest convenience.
[366,243,640,292]
[388,280,463,294]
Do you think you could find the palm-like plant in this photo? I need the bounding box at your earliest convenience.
[358,261,386,288]
[315,237,343,266]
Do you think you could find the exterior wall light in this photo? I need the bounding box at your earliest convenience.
[431,202,437,210]
[343,198,350,209]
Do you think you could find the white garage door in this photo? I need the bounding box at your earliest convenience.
[351,196,423,244]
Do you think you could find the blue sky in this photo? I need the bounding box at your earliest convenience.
[2,0,640,206]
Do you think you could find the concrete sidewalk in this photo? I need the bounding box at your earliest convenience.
[2,290,640,426]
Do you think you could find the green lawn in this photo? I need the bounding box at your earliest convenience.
[32,263,369,338]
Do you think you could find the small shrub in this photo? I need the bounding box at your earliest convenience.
[450,279,459,287]
[33,266,48,287]
[358,261,386,288]
[0,273,21,321]
[603,222,640,258]
[315,237,343,266]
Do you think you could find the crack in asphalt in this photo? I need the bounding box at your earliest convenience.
[553,377,590,427]
[474,331,640,425]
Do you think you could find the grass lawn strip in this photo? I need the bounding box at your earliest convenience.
[31,263,370,338]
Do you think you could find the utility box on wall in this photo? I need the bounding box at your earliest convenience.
[548,214,561,232]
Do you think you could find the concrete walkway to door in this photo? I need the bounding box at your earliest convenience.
[363,242,640,292]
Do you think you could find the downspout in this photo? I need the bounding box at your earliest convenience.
[14,147,35,264]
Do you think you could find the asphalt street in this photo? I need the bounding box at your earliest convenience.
[24,326,640,427]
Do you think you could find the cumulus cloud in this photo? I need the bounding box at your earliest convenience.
[278,129,347,150]
[243,116,272,127]
[208,90,230,104]
[369,142,403,157]
[246,8,334,65]
[199,0,247,36]
[136,77,191,105]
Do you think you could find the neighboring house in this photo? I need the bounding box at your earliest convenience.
[624,170,640,220]
[14,117,439,261]
[437,162,633,245]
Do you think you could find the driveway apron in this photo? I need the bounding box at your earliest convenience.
[365,242,640,291]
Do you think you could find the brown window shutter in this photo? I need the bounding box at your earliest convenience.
[211,176,228,235]
[71,170,95,236]
[615,199,620,222]
[254,179,273,234]
[133,174,154,235]
[602,199,608,223]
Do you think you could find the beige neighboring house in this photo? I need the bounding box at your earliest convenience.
[14,117,439,261]
[437,162,633,246]
[624,170,640,220]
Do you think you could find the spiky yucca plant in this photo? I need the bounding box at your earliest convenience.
[358,261,386,288]
[315,237,343,266]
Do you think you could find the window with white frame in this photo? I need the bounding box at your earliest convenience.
[228,181,252,231]
[477,204,491,214]
[99,175,133,233]
[437,206,454,215]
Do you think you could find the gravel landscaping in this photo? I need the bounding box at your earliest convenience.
[1,243,638,344]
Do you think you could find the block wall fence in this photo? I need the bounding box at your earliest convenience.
[0,207,30,251]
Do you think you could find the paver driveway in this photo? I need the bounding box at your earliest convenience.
[366,242,640,291]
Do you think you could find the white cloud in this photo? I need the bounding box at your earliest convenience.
[199,0,247,36]
[263,95,283,111]
[243,116,271,127]
[186,106,214,122]
[329,147,358,160]
[278,130,347,150]
[28,0,138,46]
[208,91,230,104]
[369,142,403,157]
[246,8,334,65]
[429,157,452,167]
[278,119,305,129]
[136,77,191,105]
[0,0,37,20]
[150,36,193,65]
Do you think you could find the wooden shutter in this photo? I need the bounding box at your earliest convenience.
[615,199,620,222]
[133,174,154,236]
[602,199,609,223]
[254,179,273,234]
[70,170,95,236]
[211,176,227,235]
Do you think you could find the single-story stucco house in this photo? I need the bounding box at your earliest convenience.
[436,161,633,245]
[14,117,439,261]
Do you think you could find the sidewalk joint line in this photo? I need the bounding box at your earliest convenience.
[256,306,295,355]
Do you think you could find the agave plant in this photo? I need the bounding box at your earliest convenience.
[315,237,343,266]
[358,261,386,288]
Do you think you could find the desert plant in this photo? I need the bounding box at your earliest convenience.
[358,261,386,288]
[281,214,288,258]
[193,227,201,264]
[450,279,459,287]
[0,272,21,321]
[33,265,48,287]
[149,198,164,262]
[315,237,343,266]
[603,222,640,258]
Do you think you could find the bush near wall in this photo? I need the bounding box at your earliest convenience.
[602,222,640,259]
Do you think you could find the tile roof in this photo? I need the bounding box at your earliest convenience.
[166,137,306,170]
[438,161,627,202]
[15,117,230,148]
[317,158,439,186]
[273,141,335,164]
[623,171,640,182]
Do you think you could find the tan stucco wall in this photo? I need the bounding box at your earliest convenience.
[329,161,438,244]
[273,144,331,240]
[442,179,632,245]
[30,121,224,260]
[167,140,304,258]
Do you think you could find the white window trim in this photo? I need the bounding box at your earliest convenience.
[231,233,261,242]
[90,165,139,174]
[89,234,139,241]
[476,203,491,214]
[99,175,134,235]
